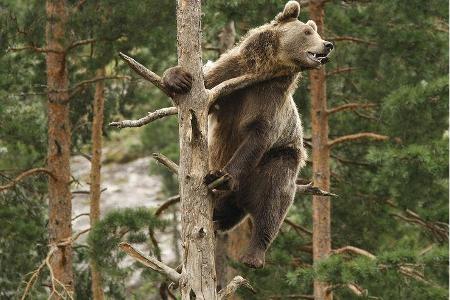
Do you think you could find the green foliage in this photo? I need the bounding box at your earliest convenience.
[88,207,166,271]
[86,208,167,298]
[0,188,47,299]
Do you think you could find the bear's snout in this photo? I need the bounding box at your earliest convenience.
[324,41,334,52]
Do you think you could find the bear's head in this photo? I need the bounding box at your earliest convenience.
[275,1,334,69]
[240,1,334,72]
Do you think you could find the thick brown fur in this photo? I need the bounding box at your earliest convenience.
[162,1,333,269]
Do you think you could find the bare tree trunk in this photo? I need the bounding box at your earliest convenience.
[176,1,217,299]
[308,1,332,300]
[90,67,106,300]
[45,0,73,296]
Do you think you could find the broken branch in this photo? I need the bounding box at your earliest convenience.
[331,246,376,259]
[297,182,338,197]
[0,168,56,192]
[327,102,376,115]
[152,152,180,174]
[118,52,171,96]
[218,276,256,300]
[119,242,181,283]
[109,107,178,129]
[328,132,389,148]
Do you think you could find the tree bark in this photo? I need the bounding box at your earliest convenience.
[45,0,73,296]
[90,67,106,300]
[175,1,217,299]
[308,1,332,300]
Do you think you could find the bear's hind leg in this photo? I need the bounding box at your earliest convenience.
[213,194,247,232]
[240,148,300,269]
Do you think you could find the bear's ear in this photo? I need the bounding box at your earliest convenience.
[306,20,317,32]
[274,1,300,23]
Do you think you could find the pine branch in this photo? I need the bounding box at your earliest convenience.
[328,132,389,148]
[218,276,256,300]
[155,195,181,217]
[327,102,376,115]
[326,67,358,77]
[0,168,56,192]
[71,213,89,221]
[67,38,96,51]
[118,52,171,96]
[109,107,178,129]
[118,242,181,283]
[284,218,312,236]
[330,36,376,46]
[391,209,448,242]
[6,45,61,54]
[331,246,376,259]
[332,245,443,288]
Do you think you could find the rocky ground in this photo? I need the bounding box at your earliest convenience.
[70,154,179,266]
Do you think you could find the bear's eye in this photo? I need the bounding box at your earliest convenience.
[304,29,312,36]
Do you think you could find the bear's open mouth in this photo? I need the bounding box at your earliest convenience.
[307,51,329,64]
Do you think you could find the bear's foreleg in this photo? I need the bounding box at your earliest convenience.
[240,149,300,269]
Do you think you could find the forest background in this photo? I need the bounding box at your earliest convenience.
[0,0,448,299]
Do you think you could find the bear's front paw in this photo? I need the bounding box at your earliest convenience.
[204,170,238,191]
[162,66,193,96]
[240,250,265,269]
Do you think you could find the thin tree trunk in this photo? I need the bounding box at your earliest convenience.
[176,1,217,299]
[45,0,73,296]
[90,67,106,300]
[308,1,332,300]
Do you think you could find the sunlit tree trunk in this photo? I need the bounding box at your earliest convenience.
[45,0,73,295]
[90,67,106,300]
[309,1,332,300]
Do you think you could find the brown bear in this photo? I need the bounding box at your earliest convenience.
[163,1,333,268]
